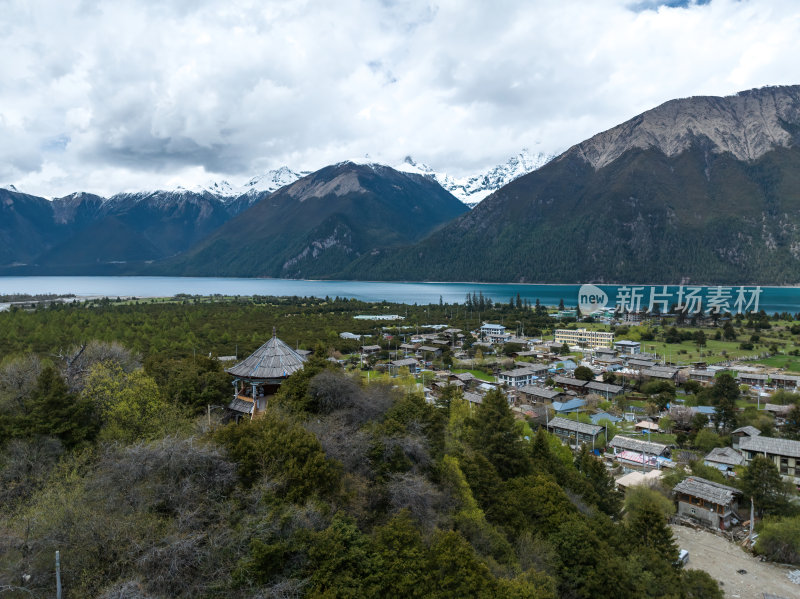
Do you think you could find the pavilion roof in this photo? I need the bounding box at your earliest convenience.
[226,333,306,380]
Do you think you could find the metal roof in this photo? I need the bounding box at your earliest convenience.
[732,425,761,437]
[740,435,800,459]
[548,416,603,436]
[227,397,254,414]
[553,376,588,387]
[609,435,668,455]
[586,381,623,394]
[518,385,561,399]
[226,334,307,380]
[673,476,740,505]
[704,447,745,467]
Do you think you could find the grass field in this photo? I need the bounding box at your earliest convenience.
[451,368,496,382]
[754,355,800,373]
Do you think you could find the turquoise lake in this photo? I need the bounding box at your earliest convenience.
[1,276,800,314]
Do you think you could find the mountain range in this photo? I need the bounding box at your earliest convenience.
[345,85,800,285]
[3,84,800,284]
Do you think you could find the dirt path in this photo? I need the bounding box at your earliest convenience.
[671,525,799,598]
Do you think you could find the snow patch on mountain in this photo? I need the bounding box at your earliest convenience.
[396,149,553,207]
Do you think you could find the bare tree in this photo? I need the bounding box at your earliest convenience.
[0,354,42,410]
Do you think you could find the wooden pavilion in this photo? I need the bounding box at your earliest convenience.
[225,328,306,420]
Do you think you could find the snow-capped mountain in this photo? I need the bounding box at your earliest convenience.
[240,166,308,195]
[396,149,553,207]
[168,167,307,199]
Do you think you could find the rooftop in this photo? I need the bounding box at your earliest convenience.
[704,447,745,467]
[547,416,604,436]
[740,435,800,459]
[609,435,668,456]
[226,333,307,380]
[673,476,740,505]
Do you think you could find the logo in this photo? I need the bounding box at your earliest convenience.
[578,284,608,314]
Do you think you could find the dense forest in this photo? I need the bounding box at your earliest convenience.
[0,297,724,598]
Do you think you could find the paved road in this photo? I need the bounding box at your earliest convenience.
[671,525,799,599]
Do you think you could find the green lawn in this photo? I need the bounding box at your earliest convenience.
[754,355,800,373]
[452,368,496,382]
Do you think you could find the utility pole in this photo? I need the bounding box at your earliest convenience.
[55,551,62,599]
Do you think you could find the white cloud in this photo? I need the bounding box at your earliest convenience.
[1,0,799,196]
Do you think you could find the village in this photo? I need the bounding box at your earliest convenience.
[226,316,800,532]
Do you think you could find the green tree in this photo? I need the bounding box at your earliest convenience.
[740,455,788,516]
[681,569,724,599]
[693,429,724,453]
[754,515,800,564]
[709,373,738,432]
[12,366,97,449]
[215,412,341,500]
[83,363,169,443]
[469,389,531,479]
[575,445,622,518]
[573,366,594,382]
[370,511,430,597]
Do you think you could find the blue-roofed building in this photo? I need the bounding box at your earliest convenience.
[590,411,622,425]
[551,359,577,371]
[552,398,587,414]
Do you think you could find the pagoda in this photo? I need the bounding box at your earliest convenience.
[225,328,306,420]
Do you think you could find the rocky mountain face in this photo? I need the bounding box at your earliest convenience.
[155,162,468,278]
[396,149,552,206]
[344,85,800,285]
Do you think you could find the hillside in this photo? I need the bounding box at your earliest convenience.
[157,162,468,278]
[344,85,800,285]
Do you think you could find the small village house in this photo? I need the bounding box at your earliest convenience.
[673,476,741,530]
[739,435,800,485]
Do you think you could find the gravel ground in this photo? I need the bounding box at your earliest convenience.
[671,524,799,598]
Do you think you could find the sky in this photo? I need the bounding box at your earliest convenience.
[2,0,800,197]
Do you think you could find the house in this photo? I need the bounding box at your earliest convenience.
[463,391,483,407]
[770,374,800,389]
[554,328,614,349]
[390,358,419,373]
[739,435,800,485]
[594,348,617,361]
[551,398,587,414]
[547,416,605,447]
[450,371,478,386]
[613,340,641,355]
[635,420,660,434]
[688,369,716,385]
[417,345,442,358]
[360,345,381,354]
[673,476,741,530]
[616,469,663,491]
[518,385,564,404]
[738,372,768,387]
[480,323,509,344]
[703,447,745,474]
[585,380,624,398]
[607,435,670,470]
[552,376,588,394]
[627,358,656,370]
[498,366,546,388]
[762,403,792,420]
[731,425,761,450]
[590,411,622,425]
[641,366,679,382]
[339,332,362,340]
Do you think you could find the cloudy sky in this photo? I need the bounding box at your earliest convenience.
[2,0,799,197]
